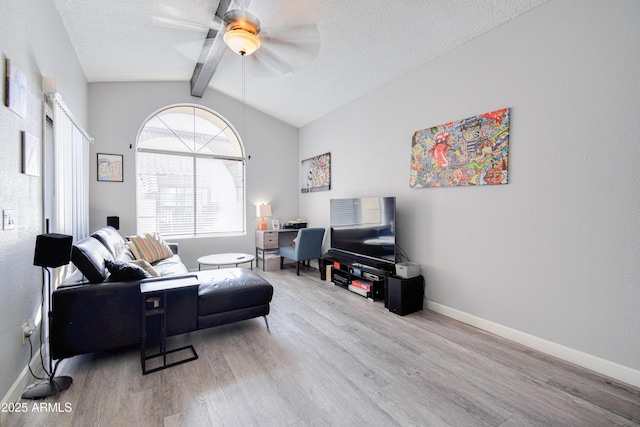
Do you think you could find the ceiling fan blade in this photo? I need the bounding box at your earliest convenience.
[251,45,294,76]
[196,37,217,63]
[157,14,225,63]
[152,1,225,34]
[260,24,320,58]
[153,16,206,33]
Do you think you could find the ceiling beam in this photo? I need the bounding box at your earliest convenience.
[190,0,233,98]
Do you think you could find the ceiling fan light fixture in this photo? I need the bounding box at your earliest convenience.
[224,29,261,56]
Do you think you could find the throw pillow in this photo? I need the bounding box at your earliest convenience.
[128,259,160,277]
[105,259,151,281]
[127,241,141,260]
[130,233,173,264]
[153,232,174,255]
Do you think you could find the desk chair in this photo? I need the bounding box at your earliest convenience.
[278,228,325,275]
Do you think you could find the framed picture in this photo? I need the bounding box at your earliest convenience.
[272,219,280,230]
[22,132,40,176]
[410,108,510,188]
[5,58,27,118]
[97,153,123,182]
[301,152,331,193]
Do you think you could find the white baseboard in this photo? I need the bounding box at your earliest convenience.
[1,345,44,421]
[427,300,640,389]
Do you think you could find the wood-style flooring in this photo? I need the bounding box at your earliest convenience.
[5,267,640,426]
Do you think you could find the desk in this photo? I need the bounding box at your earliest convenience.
[255,229,299,271]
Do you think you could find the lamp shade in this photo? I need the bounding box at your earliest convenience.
[223,29,261,56]
[258,204,272,218]
[33,233,73,268]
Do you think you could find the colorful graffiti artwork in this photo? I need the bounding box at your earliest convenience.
[301,152,331,193]
[410,108,510,188]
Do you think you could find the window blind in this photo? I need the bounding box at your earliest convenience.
[48,93,92,286]
[136,105,246,237]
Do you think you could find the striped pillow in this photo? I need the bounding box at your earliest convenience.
[126,241,141,260]
[130,233,173,264]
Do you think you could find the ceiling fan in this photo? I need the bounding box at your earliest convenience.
[184,0,319,97]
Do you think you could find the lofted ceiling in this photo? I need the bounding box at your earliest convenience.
[52,0,548,128]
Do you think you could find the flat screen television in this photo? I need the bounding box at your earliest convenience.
[329,196,396,265]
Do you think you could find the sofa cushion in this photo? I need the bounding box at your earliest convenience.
[105,259,151,281]
[91,226,126,258]
[198,268,273,316]
[152,255,188,277]
[71,237,114,283]
[130,233,173,264]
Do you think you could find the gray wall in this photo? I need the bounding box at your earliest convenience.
[299,0,640,386]
[0,0,88,401]
[2,0,638,403]
[88,82,299,271]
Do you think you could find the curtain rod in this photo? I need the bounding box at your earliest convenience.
[45,92,94,143]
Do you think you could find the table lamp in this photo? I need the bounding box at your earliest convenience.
[257,204,272,230]
[22,233,74,399]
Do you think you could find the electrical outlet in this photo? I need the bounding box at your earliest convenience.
[22,323,30,345]
[22,319,36,345]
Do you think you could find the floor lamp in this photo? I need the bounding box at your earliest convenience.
[22,233,73,400]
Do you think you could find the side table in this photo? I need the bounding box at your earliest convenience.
[197,253,255,270]
[140,275,200,375]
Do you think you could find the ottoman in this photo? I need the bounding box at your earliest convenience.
[196,268,274,330]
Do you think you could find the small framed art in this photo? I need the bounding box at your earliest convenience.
[97,153,123,182]
[301,152,331,193]
[5,58,28,118]
[22,132,40,176]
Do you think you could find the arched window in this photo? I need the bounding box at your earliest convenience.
[136,105,245,237]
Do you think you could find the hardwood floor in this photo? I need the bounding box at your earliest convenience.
[6,268,640,426]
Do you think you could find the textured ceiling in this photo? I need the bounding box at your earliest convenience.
[53,0,548,128]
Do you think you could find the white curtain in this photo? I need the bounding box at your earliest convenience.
[49,93,92,285]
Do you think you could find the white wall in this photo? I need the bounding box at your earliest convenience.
[88,82,299,271]
[299,0,640,386]
[0,0,88,402]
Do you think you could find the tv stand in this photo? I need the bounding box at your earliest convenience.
[326,249,393,271]
[321,254,393,301]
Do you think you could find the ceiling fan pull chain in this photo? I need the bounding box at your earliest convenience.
[242,53,246,143]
